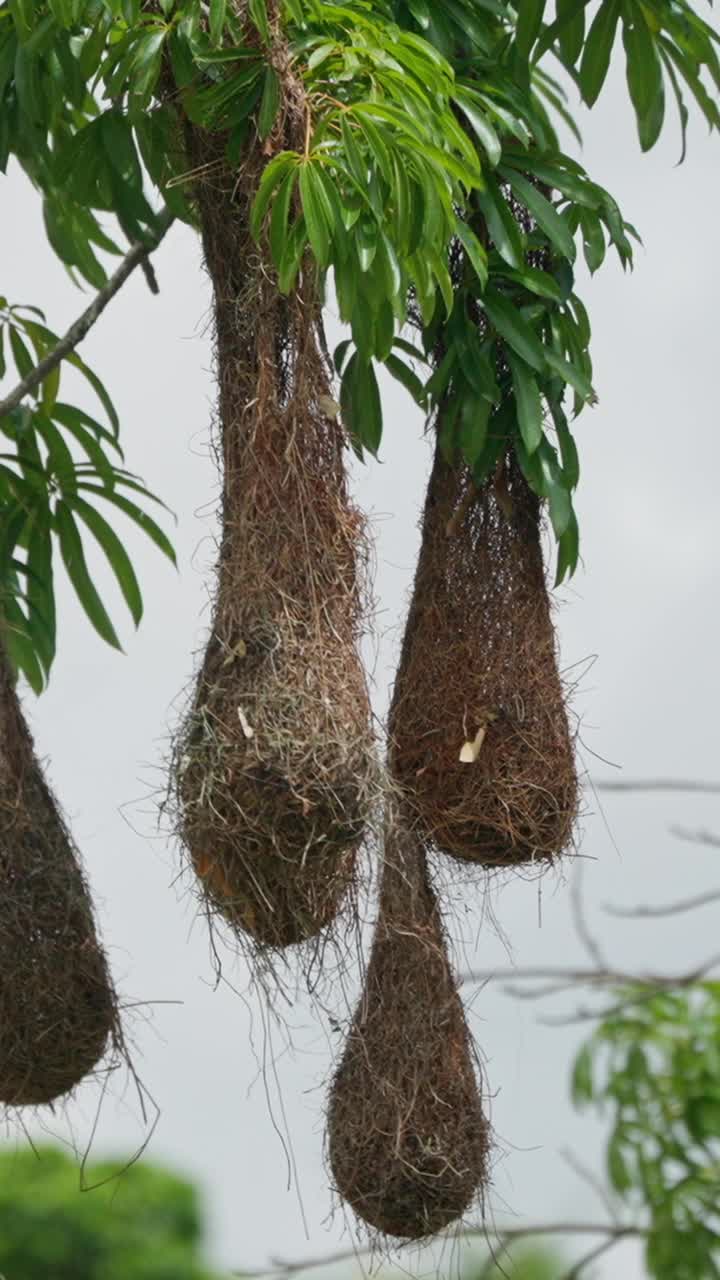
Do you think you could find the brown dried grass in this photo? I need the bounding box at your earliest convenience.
[170,118,377,951]
[0,650,123,1107]
[327,811,490,1239]
[388,436,578,868]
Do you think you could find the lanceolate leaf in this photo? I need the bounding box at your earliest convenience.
[482,289,546,373]
[502,168,577,262]
[579,0,621,106]
[508,351,543,453]
[476,176,524,270]
[55,500,123,649]
[67,494,144,627]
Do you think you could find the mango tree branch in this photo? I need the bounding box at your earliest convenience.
[0,207,175,420]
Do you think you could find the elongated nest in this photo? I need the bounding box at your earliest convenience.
[327,815,490,1239]
[389,438,578,868]
[0,650,124,1107]
[170,128,378,951]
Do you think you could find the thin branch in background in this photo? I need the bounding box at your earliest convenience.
[561,1234,621,1279]
[570,862,606,969]
[591,779,720,794]
[460,961,720,997]
[0,207,175,420]
[559,1147,618,1221]
[604,888,720,919]
[235,1224,646,1279]
[671,826,720,850]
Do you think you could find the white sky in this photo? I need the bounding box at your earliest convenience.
[2,53,720,1280]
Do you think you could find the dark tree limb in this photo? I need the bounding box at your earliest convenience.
[0,208,175,420]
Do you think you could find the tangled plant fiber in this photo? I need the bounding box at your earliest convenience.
[172,119,376,950]
[0,650,122,1107]
[327,813,489,1239]
[389,436,578,868]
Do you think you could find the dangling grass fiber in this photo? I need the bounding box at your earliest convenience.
[327,810,490,1239]
[0,649,123,1107]
[171,120,377,951]
[388,436,578,868]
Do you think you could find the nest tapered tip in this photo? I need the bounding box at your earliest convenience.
[327,823,490,1239]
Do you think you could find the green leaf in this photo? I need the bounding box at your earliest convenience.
[66,495,143,627]
[55,501,122,649]
[455,219,488,289]
[269,167,298,269]
[25,510,56,672]
[571,1044,594,1104]
[623,7,664,149]
[537,437,572,537]
[483,290,546,374]
[607,1131,632,1193]
[502,169,576,262]
[516,0,545,63]
[557,0,586,65]
[476,177,524,270]
[9,326,34,379]
[340,355,384,460]
[74,486,176,565]
[459,391,491,466]
[250,152,298,240]
[579,0,621,106]
[299,163,331,268]
[64,352,120,438]
[555,507,579,584]
[550,401,580,489]
[498,265,563,302]
[355,358,382,455]
[508,352,543,453]
[209,0,226,46]
[277,217,307,294]
[454,88,501,167]
[2,598,46,693]
[686,1098,720,1142]
[545,348,596,405]
[579,208,606,273]
[427,248,454,319]
[248,0,270,43]
[258,66,280,141]
[385,353,427,408]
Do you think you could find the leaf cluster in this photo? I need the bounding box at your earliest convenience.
[0,300,174,689]
[0,0,718,676]
[572,983,720,1279]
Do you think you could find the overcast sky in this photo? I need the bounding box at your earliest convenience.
[3,51,720,1280]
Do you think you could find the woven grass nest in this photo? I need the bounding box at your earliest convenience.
[388,436,578,868]
[171,125,377,950]
[327,816,490,1239]
[0,650,123,1107]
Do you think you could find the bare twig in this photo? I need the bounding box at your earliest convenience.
[592,779,720,794]
[0,207,174,420]
[235,1223,646,1278]
[571,862,606,969]
[604,888,720,919]
[671,826,720,850]
[561,1234,620,1279]
[460,963,719,993]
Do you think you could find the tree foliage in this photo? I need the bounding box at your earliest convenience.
[572,982,720,1278]
[1,0,718,681]
[0,1145,219,1280]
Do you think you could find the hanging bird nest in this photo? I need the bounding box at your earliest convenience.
[327,812,490,1240]
[388,436,578,869]
[170,121,377,952]
[0,650,124,1108]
